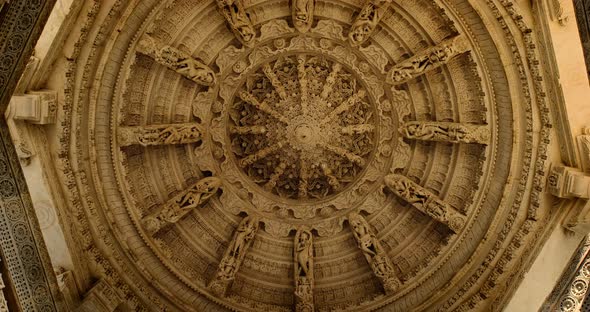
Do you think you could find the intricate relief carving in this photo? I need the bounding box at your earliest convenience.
[118,123,204,147]
[578,127,590,173]
[136,34,216,86]
[142,177,222,235]
[388,36,470,85]
[348,0,392,46]
[292,0,315,33]
[209,216,259,296]
[229,55,376,200]
[216,0,256,46]
[0,264,8,312]
[294,229,314,312]
[400,121,490,144]
[384,174,466,233]
[348,212,401,293]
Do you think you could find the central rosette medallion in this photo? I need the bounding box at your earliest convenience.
[229,55,377,200]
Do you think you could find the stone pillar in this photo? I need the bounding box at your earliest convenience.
[0,0,62,311]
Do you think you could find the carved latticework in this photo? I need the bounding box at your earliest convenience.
[53,0,556,310]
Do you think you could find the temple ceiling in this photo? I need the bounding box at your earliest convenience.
[54,0,555,311]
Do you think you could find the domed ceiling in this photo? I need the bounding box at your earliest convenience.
[57,0,553,311]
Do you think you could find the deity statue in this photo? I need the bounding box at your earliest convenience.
[143,177,222,235]
[209,216,259,297]
[294,229,314,311]
[292,0,315,33]
[349,0,392,46]
[217,0,256,44]
[137,35,216,86]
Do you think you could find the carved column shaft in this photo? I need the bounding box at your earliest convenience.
[384,174,466,233]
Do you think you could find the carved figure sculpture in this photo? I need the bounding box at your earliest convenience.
[292,0,315,33]
[389,36,469,84]
[136,35,216,86]
[577,127,590,173]
[294,229,314,312]
[143,177,222,235]
[348,212,400,293]
[400,121,490,144]
[118,123,204,147]
[348,0,392,46]
[209,216,259,296]
[216,0,256,45]
[383,174,466,233]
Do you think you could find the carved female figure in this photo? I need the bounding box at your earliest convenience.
[295,230,313,278]
[349,214,379,263]
[229,216,258,257]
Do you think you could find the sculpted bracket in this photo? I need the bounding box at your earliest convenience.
[400,121,490,144]
[216,0,256,46]
[142,177,222,235]
[349,212,401,293]
[384,174,466,233]
[209,216,260,297]
[348,0,393,46]
[388,35,470,85]
[136,34,216,86]
[118,123,204,147]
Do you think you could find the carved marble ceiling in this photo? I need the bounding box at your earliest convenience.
[56,0,553,311]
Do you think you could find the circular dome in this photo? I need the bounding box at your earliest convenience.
[58,0,552,311]
[228,55,377,201]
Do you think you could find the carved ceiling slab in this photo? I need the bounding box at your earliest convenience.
[55,0,554,311]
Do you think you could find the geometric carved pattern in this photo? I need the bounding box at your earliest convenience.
[0,0,62,310]
[229,56,375,200]
[384,174,466,233]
